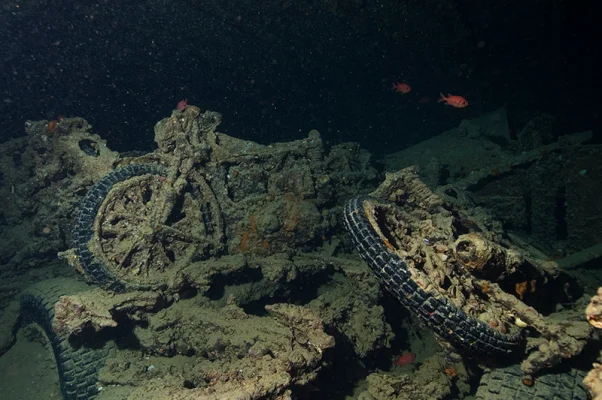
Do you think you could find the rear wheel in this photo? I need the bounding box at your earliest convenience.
[20,278,114,400]
[476,363,589,400]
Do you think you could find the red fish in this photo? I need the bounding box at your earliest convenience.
[438,93,468,108]
[393,352,416,367]
[392,82,411,94]
[177,98,188,111]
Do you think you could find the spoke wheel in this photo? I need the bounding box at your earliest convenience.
[84,167,223,289]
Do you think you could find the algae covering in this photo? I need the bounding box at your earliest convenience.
[0,105,600,399]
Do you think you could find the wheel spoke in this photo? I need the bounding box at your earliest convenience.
[134,247,151,276]
[157,224,203,243]
[100,225,125,238]
[152,245,171,271]
[117,244,137,269]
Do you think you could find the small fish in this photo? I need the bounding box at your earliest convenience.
[392,82,411,94]
[393,352,416,367]
[438,92,468,108]
[177,98,188,111]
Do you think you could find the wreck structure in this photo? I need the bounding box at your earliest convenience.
[0,105,600,399]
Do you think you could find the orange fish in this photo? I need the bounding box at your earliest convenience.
[438,92,468,108]
[392,82,411,94]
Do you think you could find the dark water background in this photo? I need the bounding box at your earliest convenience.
[1,0,600,155]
